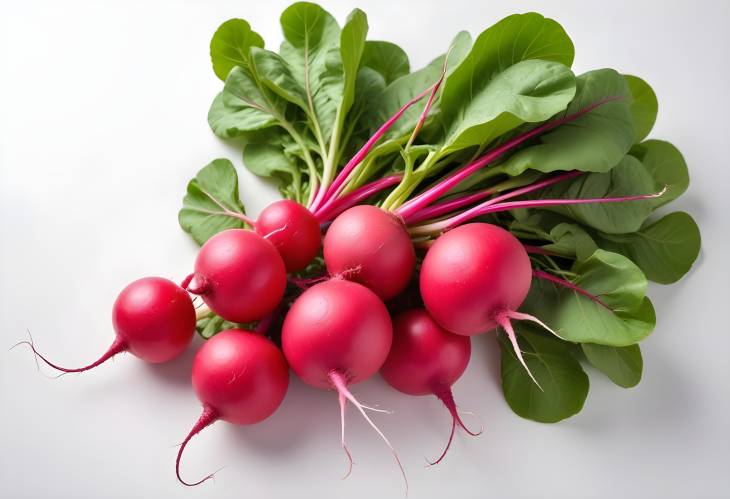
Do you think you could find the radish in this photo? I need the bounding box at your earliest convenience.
[18,277,196,372]
[323,205,415,300]
[176,328,289,486]
[380,308,480,464]
[420,223,558,386]
[281,278,406,488]
[254,200,321,272]
[183,229,286,323]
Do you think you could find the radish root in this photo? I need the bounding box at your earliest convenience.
[428,385,482,465]
[175,405,219,487]
[328,370,408,494]
[14,334,126,374]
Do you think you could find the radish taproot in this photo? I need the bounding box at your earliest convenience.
[420,223,559,387]
[183,229,286,323]
[380,308,480,464]
[18,277,196,372]
[176,328,289,486]
[281,279,406,487]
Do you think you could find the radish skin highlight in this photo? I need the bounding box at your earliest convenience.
[380,309,480,464]
[18,277,196,373]
[176,329,289,486]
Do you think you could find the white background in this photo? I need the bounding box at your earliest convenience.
[1,1,729,498]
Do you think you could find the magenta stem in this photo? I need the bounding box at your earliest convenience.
[175,405,219,487]
[523,245,558,256]
[409,171,581,234]
[402,190,493,225]
[533,269,610,309]
[395,97,620,220]
[309,84,436,212]
[314,174,402,222]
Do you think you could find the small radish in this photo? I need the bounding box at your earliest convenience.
[281,279,406,488]
[380,308,480,464]
[323,205,415,300]
[183,229,286,323]
[255,200,321,272]
[18,277,196,372]
[176,328,289,486]
[420,223,558,387]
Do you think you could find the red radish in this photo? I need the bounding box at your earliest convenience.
[281,279,406,488]
[420,223,559,387]
[255,200,321,272]
[323,205,415,300]
[18,277,196,372]
[183,229,286,323]
[176,328,289,486]
[380,308,480,464]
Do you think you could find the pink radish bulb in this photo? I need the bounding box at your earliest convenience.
[19,277,196,372]
[380,308,480,464]
[176,328,289,486]
[281,279,406,488]
[184,229,286,323]
[255,200,321,272]
[324,205,415,300]
[420,223,558,387]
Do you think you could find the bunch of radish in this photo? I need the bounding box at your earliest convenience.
[20,3,701,491]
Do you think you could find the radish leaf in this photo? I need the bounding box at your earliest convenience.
[624,75,657,143]
[210,19,265,81]
[582,343,642,388]
[630,139,689,208]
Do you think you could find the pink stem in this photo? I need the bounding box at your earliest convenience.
[402,190,493,225]
[175,405,219,486]
[309,85,436,212]
[523,245,558,256]
[409,171,581,234]
[395,97,621,220]
[314,174,402,222]
[16,335,127,374]
[533,269,610,310]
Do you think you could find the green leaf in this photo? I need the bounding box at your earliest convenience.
[210,18,265,81]
[360,40,410,84]
[533,155,656,234]
[196,314,242,339]
[500,326,589,423]
[624,75,657,142]
[440,59,576,154]
[630,140,689,208]
[522,249,656,346]
[338,9,368,118]
[542,223,598,261]
[279,2,342,142]
[582,343,642,388]
[250,47,309,111]
[501,69,634,176]
[208,67,284,139]
[178,159,248,245]
[242,143,303,201]
[597,212,701,284]
[438,13,575,154]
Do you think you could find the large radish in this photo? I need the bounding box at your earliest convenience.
[255,200,321,272]
[183,229,286,323]
[281,279,406,489]
[175,328,289,486]
[18,277,196,372]
[420,223,558,386]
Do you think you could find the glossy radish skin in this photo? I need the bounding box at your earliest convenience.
[420,223,532,335]
[19,277,196,372]
[281,279,405,486]
[324,205,415,300]
[255,200,321,272]
[177,329,289,486]
[187,229,286,323]
[282,279,392,389]
[380,309,471,396]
